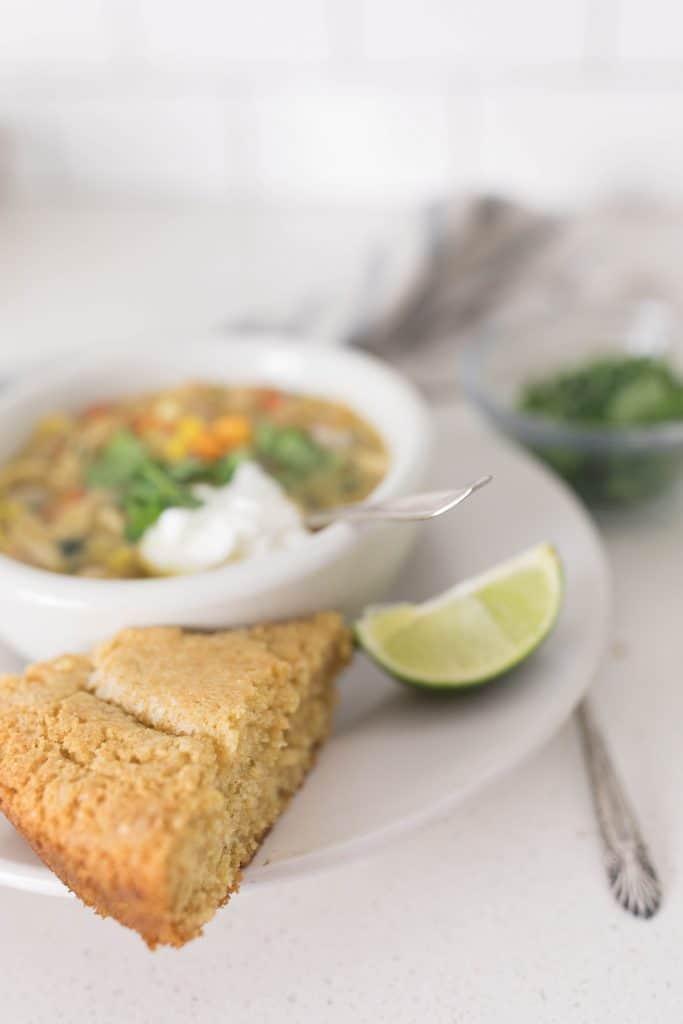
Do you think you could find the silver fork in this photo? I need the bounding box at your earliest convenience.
[305,476,492,528]
[576,699,661,918]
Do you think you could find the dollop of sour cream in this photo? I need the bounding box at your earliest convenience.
[139,461,308,575]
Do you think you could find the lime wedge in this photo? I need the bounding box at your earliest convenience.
[356,543,563,690]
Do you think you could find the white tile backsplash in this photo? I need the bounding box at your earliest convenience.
[481,87,683,204]
[0,0,683,203]
[2,97,233,200]
[133,0,331,65]
[233,88,478,200]
[359,0,589,63]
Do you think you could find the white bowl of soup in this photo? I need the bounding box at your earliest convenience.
[0,339,433,659]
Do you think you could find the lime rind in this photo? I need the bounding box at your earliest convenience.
[356,544,563,691]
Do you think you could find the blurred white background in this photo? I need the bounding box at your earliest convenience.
[2,0,683,207]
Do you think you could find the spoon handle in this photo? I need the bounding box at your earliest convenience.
[576,699,661,918]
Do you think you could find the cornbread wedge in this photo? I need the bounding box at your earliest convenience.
[0,613,351,948]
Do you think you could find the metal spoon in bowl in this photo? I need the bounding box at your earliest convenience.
[305,475,492,528]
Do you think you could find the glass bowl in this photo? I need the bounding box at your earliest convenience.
[457,308,683,506]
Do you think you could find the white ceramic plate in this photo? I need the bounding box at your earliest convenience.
[0,405,609,897]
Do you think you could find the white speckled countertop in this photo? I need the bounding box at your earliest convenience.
[1,204,682,1023]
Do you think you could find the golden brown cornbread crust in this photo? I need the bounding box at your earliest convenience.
[0,613,352,948]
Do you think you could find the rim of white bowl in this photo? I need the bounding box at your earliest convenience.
[0,338,433,610]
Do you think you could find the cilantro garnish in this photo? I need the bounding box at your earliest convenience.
[87,431,201,541]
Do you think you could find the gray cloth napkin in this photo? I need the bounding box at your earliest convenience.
[350,194,683,396]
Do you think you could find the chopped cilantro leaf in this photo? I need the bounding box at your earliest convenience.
[86,430,147,487]
[255,422,334,476]
[88,430,201,540]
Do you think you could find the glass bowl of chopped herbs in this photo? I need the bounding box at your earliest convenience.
[458,309,683,505]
